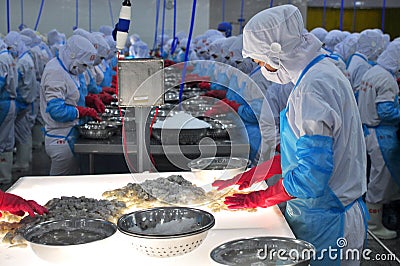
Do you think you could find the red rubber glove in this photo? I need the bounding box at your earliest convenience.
[102,87,116,95]
[205,90,227,100]
[99,92,116,105]
[85,93,105,113]
[198,82,211,90]
[204,101,231,116]
[224,179,294,209]
[76,106,101,121]
[222,99,240,112]
[212,154,281,191]
[164,59,175,67]
[0,190,48,217]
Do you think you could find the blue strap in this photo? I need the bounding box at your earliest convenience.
[294,54,331,89]
[357,197,370,245]
[249,66,261,77]
[346,53,368,68]
[56,55,80,89]
[18,50,30,60]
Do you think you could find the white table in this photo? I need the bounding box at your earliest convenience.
[0,172,294,266]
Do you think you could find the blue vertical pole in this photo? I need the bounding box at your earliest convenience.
[239,0,244,34]
[6,0,10,33]
[323,0,327,28]
[108,0,114,25]
[270,0,274,8]
[222,0,225,21]
[339,0,344,30]
[89,0,92,32]
[381,0,386,31]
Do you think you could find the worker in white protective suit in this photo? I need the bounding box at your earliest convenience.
[310,27,328,43]
[357,41,400,240]
[323,29,348,53]
[212,5,368,265]
[47,29,65,58]
[334,33,360,65]
[40,35,99,175]
[347,29,385,100]
[4,32,38,172]
[0,39,18,184]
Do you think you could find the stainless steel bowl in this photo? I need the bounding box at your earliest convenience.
[188,157,249,185]
[118,207,215,257]
[210,237,316,266]
[22,218,117,263]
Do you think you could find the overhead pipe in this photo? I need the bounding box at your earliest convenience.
[6,0,11,33]
[152,0,161,54]
[381,0,386,31]
[34,0,45,31]
[339,0,344,30]
[108,0,114,25]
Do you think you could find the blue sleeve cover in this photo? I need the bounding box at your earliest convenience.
[0,76,5,89]
[46,98,78,123]
[283,135,334,198]
[377,101,400,124]
[238,102,258,124]
[210,83,227,91]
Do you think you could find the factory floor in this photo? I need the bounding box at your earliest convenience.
[1,144,399,264]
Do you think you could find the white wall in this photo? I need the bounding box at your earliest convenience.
[0,0,210,46]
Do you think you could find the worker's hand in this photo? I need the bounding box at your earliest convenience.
[76,106,101,121]
[224,179,293,209]
[204,100,232,116]
[222,99,240,112]
[0,191,48,217]
[102,87,116,95]
[205,90,227,100]
[99,92,116,105]
[212,154,281,191]
[85,93,105,113]
[164,59,175,67]
[198,82,211,90]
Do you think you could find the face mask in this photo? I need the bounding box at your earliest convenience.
[261,65,292,84]
[70,63,87,75]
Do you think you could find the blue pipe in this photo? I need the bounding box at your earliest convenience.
[108,0,114,25]
[160,0,166,56]
[89,0,92,32]
[352,0,357,32]
[322,0,327,28]
[222,0,225,21]
[34,0,45,31]
[239,0,244,34]
[382,0,386,31]
[339,0,344,30]
[152,0,161,53]
[170,0,178,55]
[21,0,24,28]
[6,0,10,33]
[270,0,273,8]
[179,0,197,105]
[74,0,79,30]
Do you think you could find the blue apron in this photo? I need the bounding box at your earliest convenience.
[280,54,367,265]
[45,127,79,154]
[374,96,400,189]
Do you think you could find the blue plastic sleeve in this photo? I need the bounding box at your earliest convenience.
[46,98,78,122]
[0,76,5,89]
[237,103,258,124]
[377,101,400,124]
[283,135,334,198]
